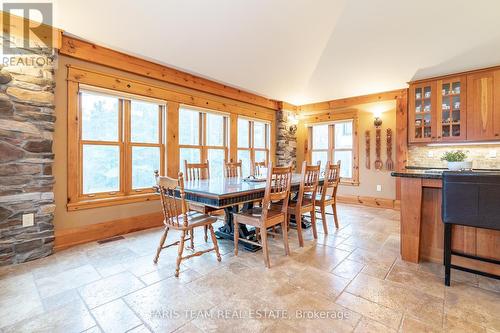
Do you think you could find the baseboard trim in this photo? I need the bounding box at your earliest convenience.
[337,195,399,210]
[54,212,164,251]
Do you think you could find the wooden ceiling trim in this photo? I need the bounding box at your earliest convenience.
[60,34,280,110]
[298,89,406,113]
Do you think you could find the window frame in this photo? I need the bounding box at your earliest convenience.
[307,118,359,185]
[237,117,271,176]
[178,105,229,175]
[68,84,166,210]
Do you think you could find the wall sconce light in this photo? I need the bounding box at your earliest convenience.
[288,112,299,134]
[373,108,383,128]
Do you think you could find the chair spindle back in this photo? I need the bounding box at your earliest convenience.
[298,161,321,201]
[321,160,341,201]
[224,159,242,178]
[252,161,267,177]
[261,162,292,221]
[155,171,188,228]
[184,160,210,181]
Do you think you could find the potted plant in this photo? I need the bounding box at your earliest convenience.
[441,150,472,171]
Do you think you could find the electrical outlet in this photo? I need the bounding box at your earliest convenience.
[376,185,382,192]
[488,150,497,158]
[22,213,34,227]
[427,151,434,158]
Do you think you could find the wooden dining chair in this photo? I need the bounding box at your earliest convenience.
[233,163,292,268]
[154,171,221,277]
[252,161,267,177]
[224,159,242,178]
[313,161,341,233]
[184,160,210,181]
[288,161,321,247]
[183,160,215,241]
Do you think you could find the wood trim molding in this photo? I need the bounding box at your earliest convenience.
[337,195,399,210]
[409,64,500,85]
[54,212,164,251]
[60,34,279,110]
[395,89,409,200]
[298,89,406,113]
[66,65,275,122]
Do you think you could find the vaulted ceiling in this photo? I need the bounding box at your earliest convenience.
[53,0,500,105]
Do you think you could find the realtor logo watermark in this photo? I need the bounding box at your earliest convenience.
[2,2,54,66]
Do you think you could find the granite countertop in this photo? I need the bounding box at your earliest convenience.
[391,167,500,179]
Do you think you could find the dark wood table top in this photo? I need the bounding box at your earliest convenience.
[181,174,319,209]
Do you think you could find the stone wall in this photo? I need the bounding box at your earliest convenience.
[0,50,56,265]
[276,110,297,169]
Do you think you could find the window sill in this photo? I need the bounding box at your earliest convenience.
[67,193,159,211]
[339,180,360,186]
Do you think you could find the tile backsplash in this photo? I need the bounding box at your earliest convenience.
[408,145,500,169]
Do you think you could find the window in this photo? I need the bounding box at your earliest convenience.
[237,118,270,176]
[178,106,228,177]
[76,88,165,204]
[309,120,358,183]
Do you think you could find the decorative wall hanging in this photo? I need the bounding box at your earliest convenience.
[374,128,383,170]
[365,130,371,169]
[386,128,394,170]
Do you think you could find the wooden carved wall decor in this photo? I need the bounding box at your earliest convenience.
[365,130,371,169]
[386,128,394,170]
[374,128,383,170]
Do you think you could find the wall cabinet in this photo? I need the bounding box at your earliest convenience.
[409,68,500,144]
[466,70,500,140]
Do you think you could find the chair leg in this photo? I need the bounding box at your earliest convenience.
[189,229,195,250]
[209,224,222,262]
[444,223,452,286]
[320,205,328,234]
[175,230,186,277]
[234,220,239,256]
[281,220,290,256]
[332,203,339,229]
[271,226,276,238]
[295,210,304,247]
[153,227,169,264]
[255,227,260,242]
[310,210,318,239]
[204,225,208,242]
[261,225,270,268]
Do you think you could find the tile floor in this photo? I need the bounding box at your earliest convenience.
[0,204,499,333]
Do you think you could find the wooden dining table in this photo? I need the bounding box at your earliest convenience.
[181,174,323,251]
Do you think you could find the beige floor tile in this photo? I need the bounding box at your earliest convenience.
[386,264,445,299]
[126,324,151,333]
[0,272,44,329]
[444,282,500,331]
[3,299,95,333]
[331,259,365,280]
[288,265,350,299]
[354,316,397,333]
[124,277,214,333]
[347,273,444,327]
[91,298,142,333]
[78,271,145,309]
[335,292,402,330]
[477,275,500,293]
[36,263,101,298]
[41,288,81,311]
[400,315,442,332]
[293,244,351,272]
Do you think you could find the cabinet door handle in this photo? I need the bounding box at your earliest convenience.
[495,133,499,137]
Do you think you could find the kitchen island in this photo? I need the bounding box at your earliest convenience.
[392,169,500,275]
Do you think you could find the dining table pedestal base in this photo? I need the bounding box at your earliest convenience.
[215,206,261,252]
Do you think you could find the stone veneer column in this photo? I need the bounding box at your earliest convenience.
[276,110,297,169]
[0,48,56,265]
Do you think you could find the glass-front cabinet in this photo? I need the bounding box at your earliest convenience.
[437,76,466,141]
[409,77,467,143]
[409,81,436,143]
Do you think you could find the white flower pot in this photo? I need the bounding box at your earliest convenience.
[447,161,472,171]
